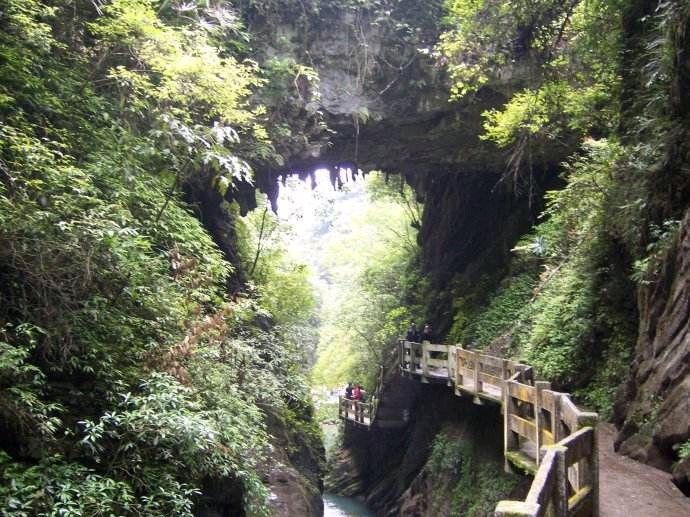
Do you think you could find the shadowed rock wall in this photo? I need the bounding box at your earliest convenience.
[612,0,690,488]
[615,209,690,487]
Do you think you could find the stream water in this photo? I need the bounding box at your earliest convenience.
[323,492,375,517]
[320,421,375,517]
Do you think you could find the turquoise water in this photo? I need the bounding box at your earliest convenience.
[320,415,374,516]
[323,493,375,517]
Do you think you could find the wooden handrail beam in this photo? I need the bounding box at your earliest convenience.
[495,501,541,516]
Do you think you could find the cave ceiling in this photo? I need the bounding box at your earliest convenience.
[234,3,568,215]
[199,2,572,327]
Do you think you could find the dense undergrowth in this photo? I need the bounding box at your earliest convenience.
[0,1,322,514]
[440,0,689,422]
[448,141,639,415]
[426,433,517,517]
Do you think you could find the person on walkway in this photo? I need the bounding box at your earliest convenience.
[353,384,362,401]
[352,384,363,422]
[345,382,353,400]
[421,323,433,342]
[405,322,420,342]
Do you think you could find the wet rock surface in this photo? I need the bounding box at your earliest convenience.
[263,406,325,517]
[614,209,690,480]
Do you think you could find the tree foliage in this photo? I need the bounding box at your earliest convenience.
[439,0,624,189]
[0,0,321,514]
[439,0,689,423]
[311,174,423,390]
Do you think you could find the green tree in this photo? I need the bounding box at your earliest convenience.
[312,173,423,390]
[0,1,322,514]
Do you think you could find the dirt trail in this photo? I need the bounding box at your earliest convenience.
[599,423,690,517]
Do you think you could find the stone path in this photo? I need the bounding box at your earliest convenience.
[599,423,690,517]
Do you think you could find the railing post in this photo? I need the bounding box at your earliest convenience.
[455,348,463,394]
[447,346,455,387]
[421,342,430,381]
[592,422,600,517]
[499,359,509,414]
[552,393,563,443]
[412,342,421,372]
[404,341,410,372]
[534,381,550,466]
[472,351,484,404]
[553,445,568,517]
[576,413,599,516]
[504,380,519,472]
[474,352,482,394]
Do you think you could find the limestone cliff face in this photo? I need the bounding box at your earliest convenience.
[614,209,690,489]
[238,1,565,332]
[612,0,690,489]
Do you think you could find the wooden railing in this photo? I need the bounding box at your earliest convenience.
[338,365,384,427]
[338,396,375,426]
[398,340,599,517]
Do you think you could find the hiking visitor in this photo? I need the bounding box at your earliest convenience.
[405,322,420,342]
[421,323,433,342]
[353,384,362,401]
[345,382,353,399]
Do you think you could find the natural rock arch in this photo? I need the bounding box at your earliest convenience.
[188,1,568,319]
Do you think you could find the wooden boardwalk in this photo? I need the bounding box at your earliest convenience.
[338,397,374,427]
[338,366,384,428]
[341,340,601,517]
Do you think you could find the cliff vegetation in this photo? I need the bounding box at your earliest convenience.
[1,0,689,514]
[435,0,689,491]
[0,1,323,515]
